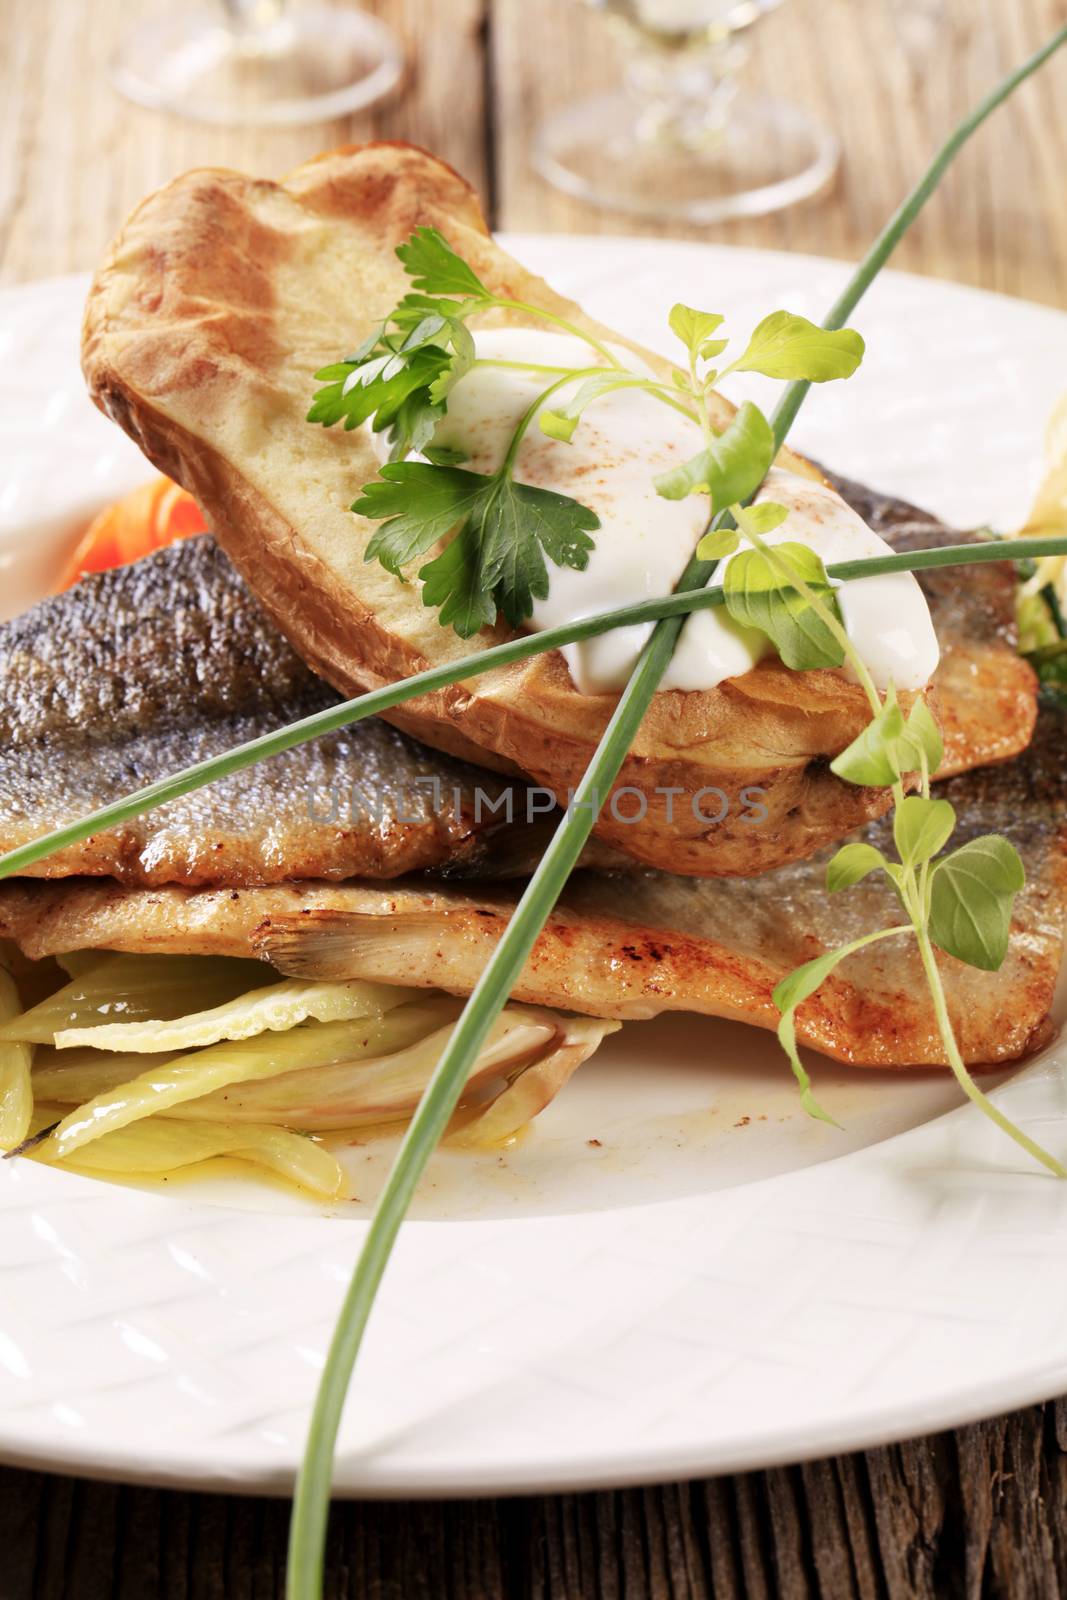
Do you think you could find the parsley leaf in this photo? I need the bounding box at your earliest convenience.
[354,462,599,638]
[419,522,497,637]
[654,400,775,506]
[929,834,1025,971]
[309,345,446,431]
[478,477,598,622]
[394,227,492,300]
[309,311,476,460]
[730,311,865,381]
[356,463,483,576]
[723,541,845,671]
[736,501,790,535]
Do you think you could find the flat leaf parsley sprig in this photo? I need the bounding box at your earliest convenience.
[309,228,865,637]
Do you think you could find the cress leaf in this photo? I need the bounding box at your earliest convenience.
[395,227,491,301]
[900,696,944,774]
[830,686,941,787]
[893,795,956,868]
[354,463,483,576]
[653,400,775,507]
[928,834,1025,971]
[736,501,790,536]
[418,523,498,638]
[695,527,740,561]
[538,374,630,443]
[773,928,909,1123]
[668,303,725,360]
[826,841,887,892]
[730,311,865,382]
[723,541,845,671]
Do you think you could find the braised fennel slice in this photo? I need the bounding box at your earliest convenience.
[53,977,416,1052]
[0,953,271,1044]
[6,951,617,1194]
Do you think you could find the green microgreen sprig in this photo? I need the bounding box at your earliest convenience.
[287,28,1067,1596]
[734,522,1064,1175]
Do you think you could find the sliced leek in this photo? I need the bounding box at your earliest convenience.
[55,978,418,1053]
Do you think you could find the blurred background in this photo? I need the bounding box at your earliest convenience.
[2,0,1065,304]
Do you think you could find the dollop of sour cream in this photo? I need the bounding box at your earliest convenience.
[374,327,940,694]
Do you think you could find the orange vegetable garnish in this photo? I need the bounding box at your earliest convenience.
[56,476,207,590]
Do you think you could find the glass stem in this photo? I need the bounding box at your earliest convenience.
[221,0,287,38]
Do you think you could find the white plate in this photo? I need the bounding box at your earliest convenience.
[1,242,1066,1496]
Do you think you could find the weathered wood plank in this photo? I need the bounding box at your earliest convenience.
[490,0,1067,305]
[3,3,1067,1597]
[0,0,491,284]
[3,1402,1066,1600]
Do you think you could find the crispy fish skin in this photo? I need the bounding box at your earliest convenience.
[2,705,1062,1067]
[0,480,1036,886]
[0,536,546,885]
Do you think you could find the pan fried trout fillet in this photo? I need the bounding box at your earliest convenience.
[0,536,556,885]
[0,482,1034,887]
[2,704,1062,1067]
[79,141,1033,877]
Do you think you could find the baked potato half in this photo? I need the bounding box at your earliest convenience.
[81,143,1030,877]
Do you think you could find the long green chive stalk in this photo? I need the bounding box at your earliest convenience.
[1,532,1064,885]
[286,30,1067,1596]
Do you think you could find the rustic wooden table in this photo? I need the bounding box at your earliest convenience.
[3,1,1067,1594]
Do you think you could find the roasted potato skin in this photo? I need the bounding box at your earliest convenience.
[82,143,1028,877]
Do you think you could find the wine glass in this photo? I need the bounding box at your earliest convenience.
[534,0,839,223]
[110,0,403,127]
